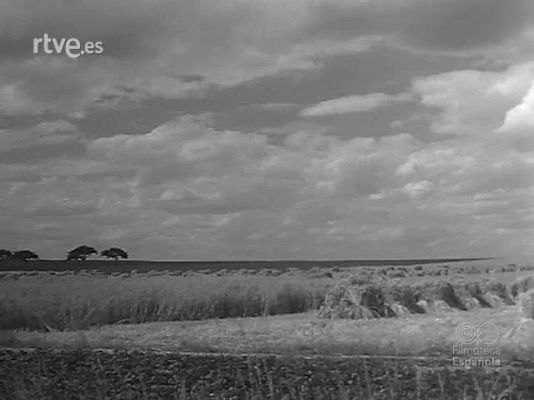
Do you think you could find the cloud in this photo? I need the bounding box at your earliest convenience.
[89,117,417,210]
[66,112,534,258]
[26,200,97,217]
[0,0,379,118]
[395,0,534,54]
[300,92,413,117]
[498,83,534,151]
[0,55,210,117]
[306,0,534,57]
[4,0,531,118]
[413,62,534,134]
[1,109,533,258]
[0,120,79,150]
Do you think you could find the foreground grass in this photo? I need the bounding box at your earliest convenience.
[3,348,532,400]
[0,272,332,330]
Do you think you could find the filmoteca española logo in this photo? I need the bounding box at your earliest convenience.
[452,321,501,367]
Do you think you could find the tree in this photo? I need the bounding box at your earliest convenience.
[12,250,39,261]
[0,249,12,260]
[100,247,128,264]
[67,245,98,261]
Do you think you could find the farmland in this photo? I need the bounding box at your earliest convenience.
[1,259,532,331]
[1,259,534,399]
[0,257,489,274]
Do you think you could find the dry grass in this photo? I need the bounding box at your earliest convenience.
[0,272,332,331]
[2,268,533,332]
[317,274,534,320]
[5,305,534,362]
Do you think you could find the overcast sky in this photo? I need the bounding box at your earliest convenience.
[0,0,533,260]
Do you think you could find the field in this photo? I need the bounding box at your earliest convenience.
[1,259,534,399]
[0,257,489,273]
[0,272,330,331]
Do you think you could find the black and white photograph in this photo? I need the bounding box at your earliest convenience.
[0,0,533,398]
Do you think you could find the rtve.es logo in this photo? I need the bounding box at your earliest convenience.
[33,33,103,59]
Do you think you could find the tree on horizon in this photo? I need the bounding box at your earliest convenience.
[100,247,128,264]
[0,249,12,260]
[12,249,39,261]
[67,245,98,261]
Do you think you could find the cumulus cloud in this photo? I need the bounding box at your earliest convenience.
[1,107,528,259]
[498,83,534,151]
[399,61,534,200]
[301,92,413,117]
[413,62,534,134]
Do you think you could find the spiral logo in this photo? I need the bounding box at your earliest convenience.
[455,321,499,345]
[455,322,477,344]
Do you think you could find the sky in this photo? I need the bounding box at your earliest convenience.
[0,0,533,260]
